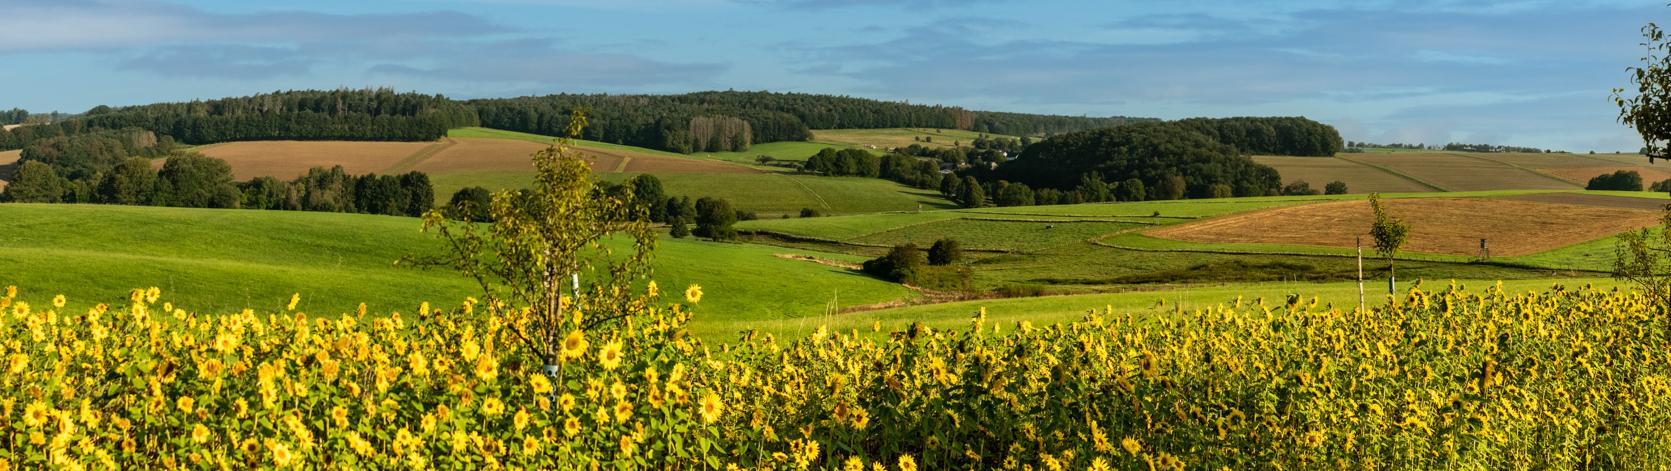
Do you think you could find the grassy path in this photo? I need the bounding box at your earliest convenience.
[1337,154,1450,191]
[382,138,457,174]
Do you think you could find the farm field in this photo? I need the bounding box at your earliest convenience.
[812,127,1023,150]
[0,149,17,190]
[0,204,914,340]
[193,140,439,180]
[740,190,1634,292]
[1251,155,1435,193]
[1338,152,1579,191]
[1145,196,1663,257]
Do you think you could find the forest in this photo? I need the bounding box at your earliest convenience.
[0,89,477,151]
[1171,117,1344,156]
[982,121,1287,199]
[469,91,1150,153]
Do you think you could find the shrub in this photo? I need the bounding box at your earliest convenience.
[1325,180,1348,195]
[448,186,494,222]
[927,238,962,266]
[994,283,1046,298]
[1587,170,1644,191]
[799,208,822,218]
[1282,180,1321,196]
[862,243,926,282]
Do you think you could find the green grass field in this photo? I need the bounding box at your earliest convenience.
[0,204,914,340]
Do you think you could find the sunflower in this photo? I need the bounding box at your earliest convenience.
[481,398,505,416]
[699,391,724,424]
[331,406,349,428]
[1121,437,1142,456]
[176,396,195,414]
[684,284,703,304]
[531,374,554,395]
[558,393,576,413]
[522,436,541,456]
[897,454,917,471]
[270,442,294,467]
[563,417,582,437]
[191,424,211,444]
[560,330,588,361]
[52,295,65,309]
[474,355,500,382]
[9,354,28,375]
[513,408,530,431]
[611,381,628,401]
[647,281,660,298]
[23,401,50,428]
[598,340,624,371]
[286,293,300,311]
[614,401,634,422]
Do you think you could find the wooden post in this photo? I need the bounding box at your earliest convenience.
[1356,236,1365,313]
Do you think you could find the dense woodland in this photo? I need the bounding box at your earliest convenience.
[981,121,1287,200]
[1172,117,1344,156]
[0,109,27,125]
[469,91,1149,153]
[0,89,477,151]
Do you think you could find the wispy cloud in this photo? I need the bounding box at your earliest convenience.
[0,0,725,89]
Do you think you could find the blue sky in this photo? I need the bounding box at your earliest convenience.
[0,0,1662,151]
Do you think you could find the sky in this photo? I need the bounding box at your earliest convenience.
[0,0,1663,151]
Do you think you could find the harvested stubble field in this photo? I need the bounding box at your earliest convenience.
[1540,165,1671,185]
[1146,197,1663,257]
[1,124,19,131]
[1504,192,1671,210]
[1251,155,1434,193]
[0,148,19,189]
[195,140,441,179]
[1339,152,1578,191]
[412,137,755,175]
[0,149,18,190]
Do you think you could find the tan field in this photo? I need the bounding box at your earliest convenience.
[0,149,19,191]
[1338,152,1579,191]
[193,140,441,180]
[2,124,19,131]
[1252,155,1435,193]
[1146,196,1662,257]
[411,138,757,174]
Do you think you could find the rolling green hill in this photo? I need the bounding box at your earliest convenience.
[0,204,913,340]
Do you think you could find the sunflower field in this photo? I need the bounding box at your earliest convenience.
[2,279,1670,470]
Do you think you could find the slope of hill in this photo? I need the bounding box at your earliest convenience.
[0,204,915,339]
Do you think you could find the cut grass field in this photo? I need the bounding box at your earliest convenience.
[0,204,914,341]
[1251,155,1436,193]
